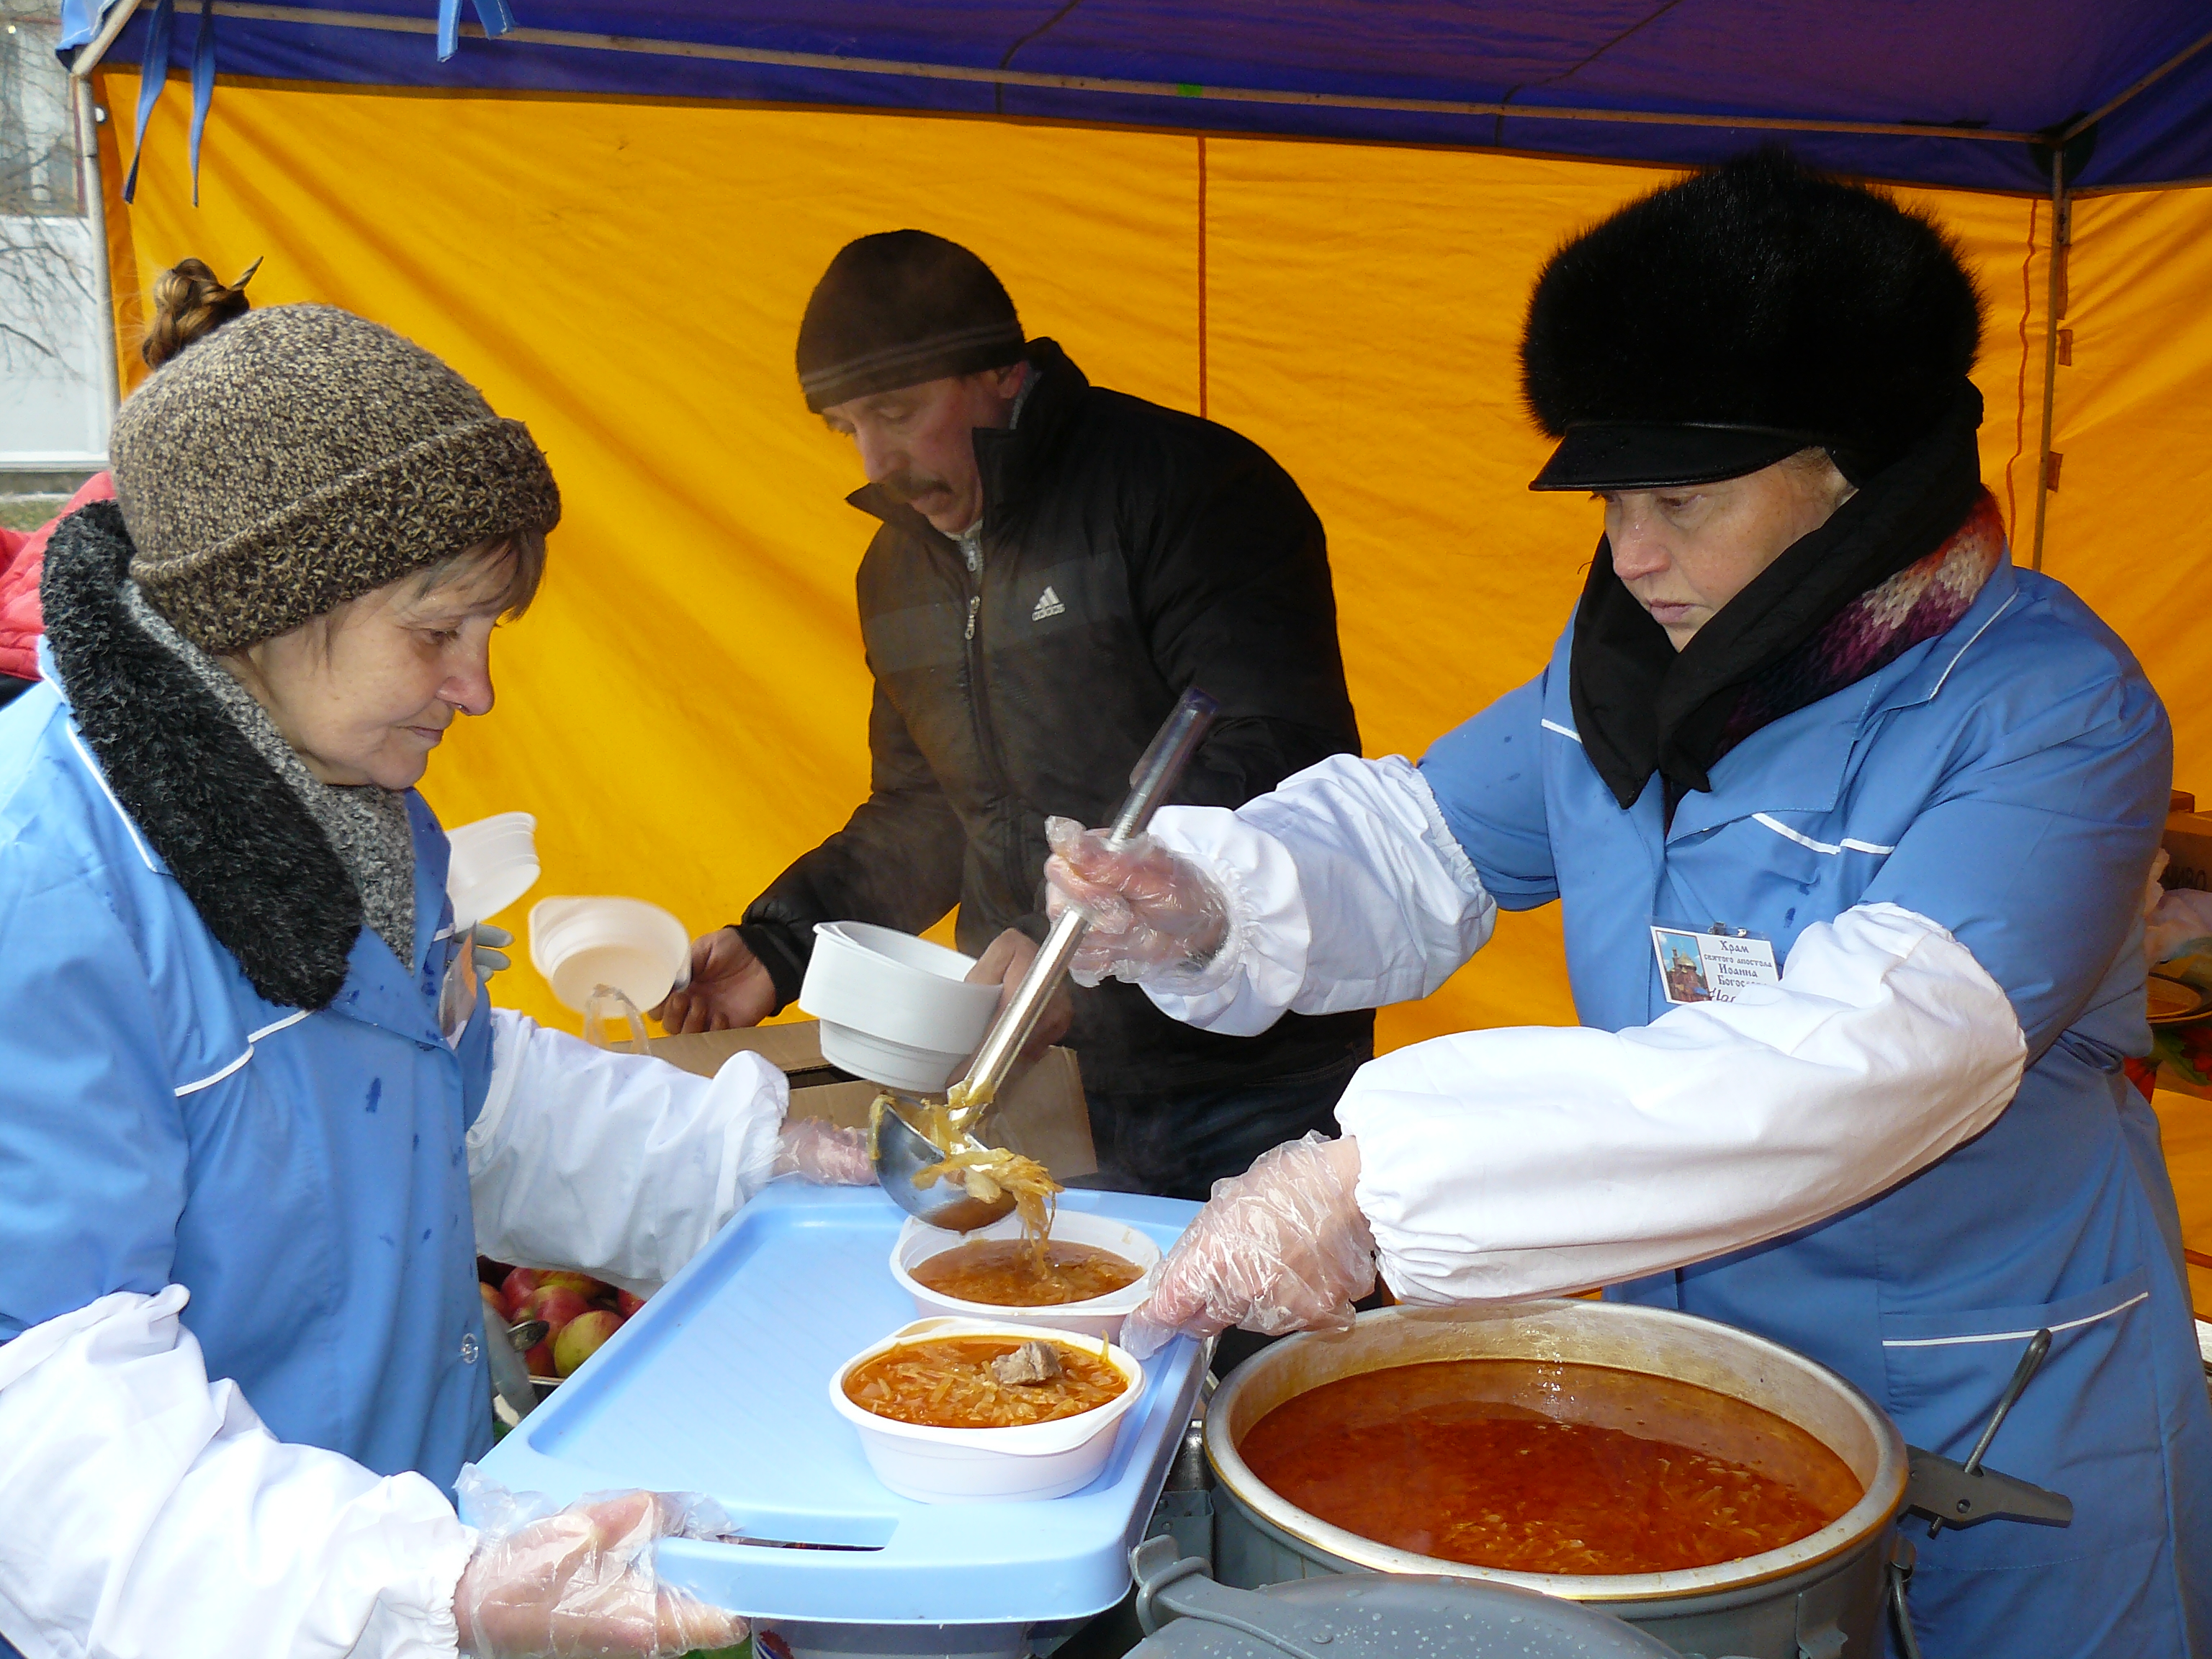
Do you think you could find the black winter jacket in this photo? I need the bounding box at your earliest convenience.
[739,341,1372,1092]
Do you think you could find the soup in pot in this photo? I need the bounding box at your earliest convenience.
[1237,1358,1862,1575]
[843,1336,1128,1429]
[911,1238,1145,1307]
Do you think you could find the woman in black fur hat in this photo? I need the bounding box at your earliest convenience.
[1048,150,2211,1654]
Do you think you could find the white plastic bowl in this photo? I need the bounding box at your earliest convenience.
[891,1210,1163,1342]
[829,1317,1145,1504]
[445,812,541,928]
[529,896,691,1014]
[799,921,1000,1092]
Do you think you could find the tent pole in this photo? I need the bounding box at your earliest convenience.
[2028,148,2067,573]
[72,0,148,76]
[2060,24,2212,143]
[71,73,122,423]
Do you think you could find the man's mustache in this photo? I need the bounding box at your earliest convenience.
[878,469,950,503]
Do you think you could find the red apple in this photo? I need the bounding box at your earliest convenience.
[527,1285,593,1334]
[500,1267,544,1320]
[525,1340,556,1377]
[616,1290,647,1318]
[538,1271,610,1300]
[554,1309,622,1377]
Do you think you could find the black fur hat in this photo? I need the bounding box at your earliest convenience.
[1521,148,1984,490]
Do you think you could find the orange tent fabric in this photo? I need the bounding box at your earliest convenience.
[102,77,2212,1048]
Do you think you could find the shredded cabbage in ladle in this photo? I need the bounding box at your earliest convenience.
[874,1082,1062,1268]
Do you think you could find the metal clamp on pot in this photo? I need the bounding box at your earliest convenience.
[1887,1327,2073,1659]
[1900,1326,2073,1537]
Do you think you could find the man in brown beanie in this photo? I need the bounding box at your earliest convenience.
[661,229,1372,1200]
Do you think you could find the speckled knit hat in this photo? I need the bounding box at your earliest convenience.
[110,303,561,655]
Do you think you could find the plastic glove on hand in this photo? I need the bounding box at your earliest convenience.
[454,1489,744,1659]
[1043,817,1231,989]
[1119,1133,1377,1360]
[473,923,514,980]
[772,1118,878,1185]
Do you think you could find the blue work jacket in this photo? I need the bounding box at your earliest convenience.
[1421,554,2212,1654]
[0,669,497,1492]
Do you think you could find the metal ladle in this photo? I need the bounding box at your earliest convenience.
[873,687,1221,1230]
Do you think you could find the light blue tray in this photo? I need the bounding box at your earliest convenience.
[472,1182,1205,1624]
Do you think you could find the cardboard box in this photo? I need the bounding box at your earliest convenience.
[2167,810,2212,894]
[649,1019,1097,1179]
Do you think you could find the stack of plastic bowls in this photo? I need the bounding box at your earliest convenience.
[529,896,691,1015]
[799,921,999,1091]
[444,811,541,929]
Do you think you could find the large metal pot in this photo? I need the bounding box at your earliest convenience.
[1205,1302,1908,1659]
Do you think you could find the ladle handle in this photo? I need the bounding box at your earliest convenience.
[1109,686,1221,848]
[958,688,1220,1110]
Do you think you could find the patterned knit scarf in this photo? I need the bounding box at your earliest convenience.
[1569,382,1992,811]
[1717,486,2005,756]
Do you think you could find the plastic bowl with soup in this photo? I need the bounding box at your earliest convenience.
[830,1317,1146,1503]
[890,1210,1161,1341]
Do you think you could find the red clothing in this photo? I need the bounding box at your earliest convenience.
[0,472,113,682]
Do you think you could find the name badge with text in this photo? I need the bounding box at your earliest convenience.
[1651,925,1781,1004]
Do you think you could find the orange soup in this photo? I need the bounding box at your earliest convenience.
[911,1238,1145,1308]
[843,1336,1128,1429]
[1237,1358,1861,1575]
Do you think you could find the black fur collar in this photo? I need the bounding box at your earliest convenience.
[40,500,362,1010]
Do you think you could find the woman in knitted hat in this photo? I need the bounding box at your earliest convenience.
[1043,152,2210,1652]
[0,263,870,1658]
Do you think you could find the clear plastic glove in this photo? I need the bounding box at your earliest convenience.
[1120,1133,1376,1360]
[475,923,515,979]
[453,1485,743,1659]
[771,1118,877,1185]
[1043,817,1231,989]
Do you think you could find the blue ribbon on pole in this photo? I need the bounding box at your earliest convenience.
[188,0,215,204]
[436,0,516,63]
[120,0,174,204]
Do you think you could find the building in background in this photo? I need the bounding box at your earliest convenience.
[1,0,107,525]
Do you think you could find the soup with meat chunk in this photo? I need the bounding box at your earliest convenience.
[843,1336,1128,1429]
[1237,1358,1861,1575]
[911,1239,1144,1308]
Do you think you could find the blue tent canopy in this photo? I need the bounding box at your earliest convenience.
[60,1,2212,194]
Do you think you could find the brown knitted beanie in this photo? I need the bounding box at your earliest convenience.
[111,303,561,655]
[796,231,1024,413]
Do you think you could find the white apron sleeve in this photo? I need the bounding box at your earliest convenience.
[467,1012,789,1292]
[1339,902,2028,1302]
[0,1288,470,1659]
[1141,754,1498,1036]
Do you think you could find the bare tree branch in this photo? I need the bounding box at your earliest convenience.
[0,1,99,382]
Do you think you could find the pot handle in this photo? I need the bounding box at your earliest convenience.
[1888,1535,1926,1659]
[1793,1560,1850,1659]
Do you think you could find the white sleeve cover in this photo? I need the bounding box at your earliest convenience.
[1141,754,1498,1037]
[1339,903,2028,1303]
[0,1287,471,1659]
[467,1011,790,1292]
